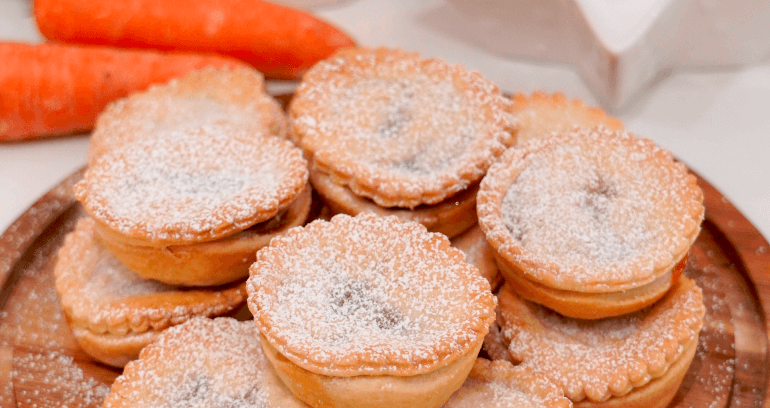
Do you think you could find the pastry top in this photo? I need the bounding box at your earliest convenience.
[75,128,308,245]
[444,358,572,408]
[478,127,704,291]
[103,317,310,408]
[248,213,496,376]
[53,217,247,336]
[88,66,287,162]
[509,91,623,145]
[496,276,705,403]
[290,47,516,208]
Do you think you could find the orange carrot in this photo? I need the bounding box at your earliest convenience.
[0,42,246,142]
[34,0,356,79]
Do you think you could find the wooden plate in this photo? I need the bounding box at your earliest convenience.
[0,168,768,407]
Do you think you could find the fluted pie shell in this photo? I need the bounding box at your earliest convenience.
[53,218,247,367]
[497,276,705,407]
[477,127,704,318]
[75,128,309,286]
[103,318,310,407]
[509,91,623,145]
[88,66,287,163]
[247,213,496,408]
[290,47,516,210]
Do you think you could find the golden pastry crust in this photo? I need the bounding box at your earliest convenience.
[93,185,312,286]
[248,213,496,377]
[70,329,158,369]
[478,127,704,293]
[510,91,623,145]
[53,218,247,366]
[290,47,516,208]
[498,256,686,319]
[75,128,308,245]
[444,358,572,408]
[261,333,482,408]
[451,224,503,291]
[310,162,478,239]
[103,318,310,408]
[497,276,705,404]
[88,66,287,163]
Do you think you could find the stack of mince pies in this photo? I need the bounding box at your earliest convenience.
[477,125,706,408]
[55,47,707,408]
[54,66,311,367]
[289,47,517,239]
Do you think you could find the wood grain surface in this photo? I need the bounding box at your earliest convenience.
[0,168,768,407]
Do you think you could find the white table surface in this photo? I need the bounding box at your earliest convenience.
[1,0,769,245]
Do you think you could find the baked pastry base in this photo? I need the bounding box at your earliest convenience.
[72,327,158,368]
[70,301,250,368]
[261,334,482,408]
[497,254,687,319]
[311,165,477,239]
[94,185,311,286]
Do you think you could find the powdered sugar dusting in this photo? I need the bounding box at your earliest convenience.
[81,248,171,301]
[12,351,111,407]
[531,305,640,347]
[446,377,546,407]
[479,127,704,288]
[291,47,515,207]
[89,66,287,162]
[444,359,571,408]
[248,213,496,375]
[499,277,705,402]
[0,213,77,351]
[104,318,308,407]
[303,78,479,176]
[109,96,265,136]
[75,130,307,244]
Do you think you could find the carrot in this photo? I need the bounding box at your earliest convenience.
[0,42,247,142]
[34,0,356,80]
